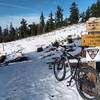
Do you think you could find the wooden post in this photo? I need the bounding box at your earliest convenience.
[88,61,96,86]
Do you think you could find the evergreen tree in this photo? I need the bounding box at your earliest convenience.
[45,20,49,32]
[14,28,19,40]
[96,0,100,17]
[91,3,97,17]
[40,12,45,33]
[3,26,9,42]
[84,7,91,21]
[9,22,16,41]
[0,26,2,42]
[37,24,42,35]
[64,17,69,26]
[29,22,37,36]
[91,0,100,17]
[0,26,2,35]
[47,12,55,31]
[69,2,79,24]
[19,18,28,38]
[55,5,63,28]
[3,26,8,35]
[80,12,86,22]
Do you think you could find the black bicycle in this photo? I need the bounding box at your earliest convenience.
[53,45,100,100]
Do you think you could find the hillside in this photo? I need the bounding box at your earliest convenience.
[0,23,86,100]
[0,23,86,54]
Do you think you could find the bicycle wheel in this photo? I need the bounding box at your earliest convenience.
[53,58,67,81]
[76,66,100,100]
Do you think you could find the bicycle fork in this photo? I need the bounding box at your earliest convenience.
[67,58,79,87]
[67,71,76,87]
[64,57,75,86]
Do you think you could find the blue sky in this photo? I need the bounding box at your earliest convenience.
[0,0,96,28]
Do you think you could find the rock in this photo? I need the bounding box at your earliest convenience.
[37,47,43,52]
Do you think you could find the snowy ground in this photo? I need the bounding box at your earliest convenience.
[0,23,86,100]
[0,52,83,100]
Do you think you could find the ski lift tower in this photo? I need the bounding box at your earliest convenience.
[82,17,100,72]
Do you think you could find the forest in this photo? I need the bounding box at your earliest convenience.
[0,1,100,42]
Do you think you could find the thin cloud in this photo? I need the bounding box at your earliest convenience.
[0,15,48,29]
[0,2,33,10]
[0,15,40,29]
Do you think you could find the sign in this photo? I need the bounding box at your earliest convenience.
[86,18,100,32]
[86,47,100,62]
[82,34,100,46]
[87,49,99,59]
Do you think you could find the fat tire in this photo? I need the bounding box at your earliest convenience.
[76,66,100,100]
[53,59,66,81]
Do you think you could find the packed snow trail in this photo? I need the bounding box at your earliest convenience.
[0,52,83,100]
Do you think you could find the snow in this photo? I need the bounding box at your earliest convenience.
[0,55,82,100]
[0,23,86,100]
[88,17,100,22]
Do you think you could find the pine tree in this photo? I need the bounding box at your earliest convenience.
[80,12,86,22]
[45,20,49,32]
[9,22,16,41]
[91,3,97,17]
[40,12,45,34]
[3,26,8,35]
[84,0,100,21]
[29,22,37,36]
[48,12,55,31]
[14,28,19,40]
[37,24,42,35]
[91,0,100,17]
[0,26,2,42]
[64,17,69,26]
[3,26,9,42]
[84,7,91,21]
[55,5,63,28]
[0,26,2,35]
[19,18,28,38]
[69,2,79,24]
[96,0,100,17]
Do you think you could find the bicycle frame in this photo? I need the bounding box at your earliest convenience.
[54,46,100,99]
[61,49,81,84]
[62,49,81,68]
